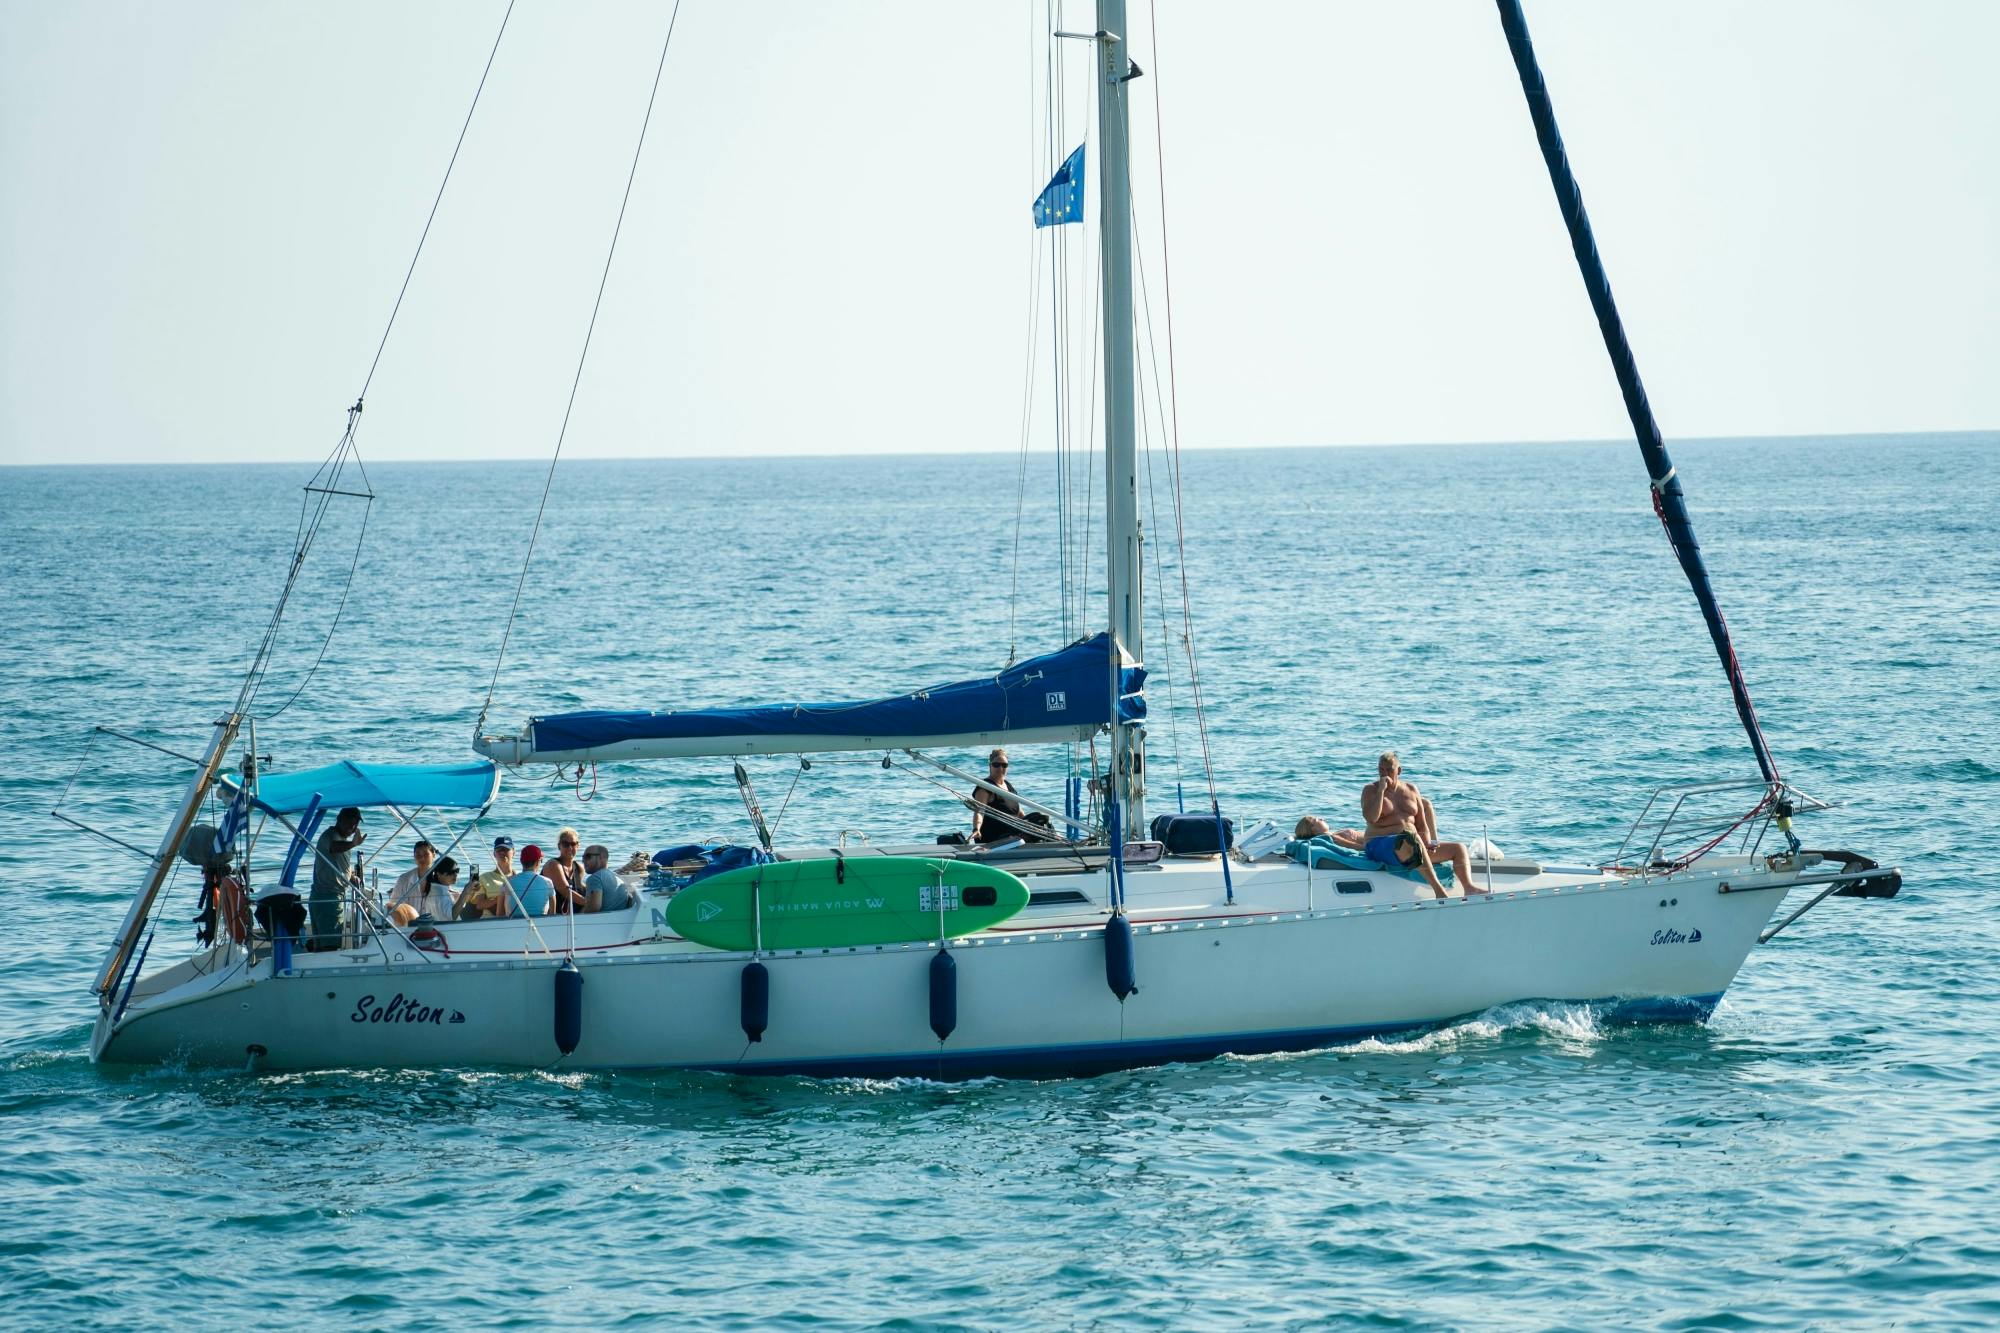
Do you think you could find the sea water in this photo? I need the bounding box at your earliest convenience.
[1,435,1996,1329]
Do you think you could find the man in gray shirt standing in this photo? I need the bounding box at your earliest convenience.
[309,807,365,950]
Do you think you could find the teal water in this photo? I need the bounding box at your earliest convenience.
[3,435,1998,1328]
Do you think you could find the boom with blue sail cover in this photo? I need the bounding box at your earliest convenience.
[476,633,1145,765]
[1495,0,1779,785]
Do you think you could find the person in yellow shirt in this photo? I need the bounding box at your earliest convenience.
[458,836,517,921]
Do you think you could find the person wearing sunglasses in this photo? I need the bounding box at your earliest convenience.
[970,748,1047,845]
[544,827,588,914]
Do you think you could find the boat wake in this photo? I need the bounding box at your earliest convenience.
[1343,1000,1606,1055]
[1205,1001,1609,1068]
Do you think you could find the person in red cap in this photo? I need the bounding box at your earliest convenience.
[506,844,556,918]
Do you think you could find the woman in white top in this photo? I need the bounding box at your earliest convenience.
[386,841,436,917]
[389,855,461,926]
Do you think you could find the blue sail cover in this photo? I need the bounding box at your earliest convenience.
[489,633,1146,764]
[220,760,501,816]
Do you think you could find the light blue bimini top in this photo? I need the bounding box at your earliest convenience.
[218,760,501,816]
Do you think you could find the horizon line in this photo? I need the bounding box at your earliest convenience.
[3,426,1992,469]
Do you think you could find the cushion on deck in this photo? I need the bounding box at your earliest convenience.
[1285,837,1454,886]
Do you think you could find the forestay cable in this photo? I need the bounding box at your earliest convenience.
[476,1,687,739]
[360,0,518,403]
[245,1,516,720]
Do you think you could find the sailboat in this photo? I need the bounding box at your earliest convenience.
[85,1,1899,1076]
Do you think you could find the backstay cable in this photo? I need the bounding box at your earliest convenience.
[1007,2,1050,666]
[359,0,518,404]
[1142,2,1222,818]
[476,0,686,739]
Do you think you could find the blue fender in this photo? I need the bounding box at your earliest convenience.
[929,948,958,1042]
[1104,913,1137,1000]
[553,959,582,1055]
[741,960,770,1043]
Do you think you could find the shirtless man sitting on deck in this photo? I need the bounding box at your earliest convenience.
[1360,750,1484,898]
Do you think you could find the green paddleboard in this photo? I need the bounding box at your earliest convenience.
[665,856,1030,952]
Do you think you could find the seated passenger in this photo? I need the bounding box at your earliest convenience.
[390,855,461,927]
[460,837,516,921]
[508,844,556,918]
[1360,830,1454,899]
[544,827,588,915]
[582,844,634,912]
[971,748,1052,845]
[386,841,437,921]
[1360,750,1484,896]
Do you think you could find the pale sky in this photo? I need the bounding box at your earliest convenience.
[3,1,1995,467]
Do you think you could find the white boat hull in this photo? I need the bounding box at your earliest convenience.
[93,858,1800,1076]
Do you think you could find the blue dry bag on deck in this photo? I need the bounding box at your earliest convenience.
[649,843,774,891]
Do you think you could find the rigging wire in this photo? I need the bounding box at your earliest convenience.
[1132,216,1189,788]
[105,3,519,987]
[1047,2,1077,640]
[1006,1,1050,666]
[256,504,374,720]
[1079,234,1101,634]
[358,0,517,404]
[255,496,373,722]
[766,760,809,845]
[1038,5,1088,808]
[55,727,104,814]
[1141,0,1222,813]
[476,0,686,740]
[240,424,358,715]
[245,1,515,720]
[1135,345,1186,797]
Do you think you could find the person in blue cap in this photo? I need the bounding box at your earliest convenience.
[460,836,516,920]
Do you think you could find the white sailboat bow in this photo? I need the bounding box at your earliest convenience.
[87,1,1900,1076]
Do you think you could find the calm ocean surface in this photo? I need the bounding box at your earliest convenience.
[2,435,1997,1329]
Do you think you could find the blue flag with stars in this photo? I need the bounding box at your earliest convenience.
[1033,144,1086,228]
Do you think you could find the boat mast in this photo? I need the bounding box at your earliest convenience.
[1095,0,1145,831]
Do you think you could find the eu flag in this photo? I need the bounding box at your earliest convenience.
[1033,144,1086,228]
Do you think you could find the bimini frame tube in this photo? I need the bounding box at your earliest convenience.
[1495,0,1779,785]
